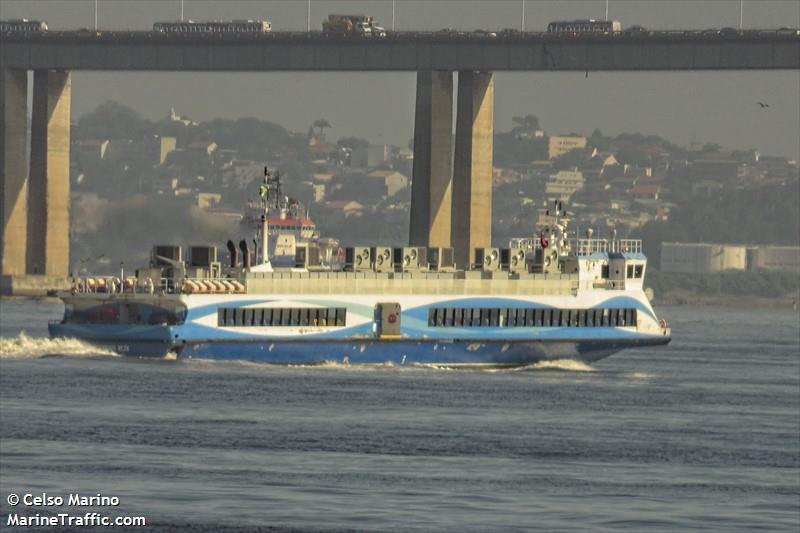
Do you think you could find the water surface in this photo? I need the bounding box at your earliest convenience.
[1,299,798,531]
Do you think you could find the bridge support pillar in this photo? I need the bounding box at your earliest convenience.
[409,71,453,248]
[452,71,494,268]
[28,69,71,277]
[0,69,29,276]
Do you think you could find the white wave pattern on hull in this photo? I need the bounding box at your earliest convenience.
[0,333,118,359]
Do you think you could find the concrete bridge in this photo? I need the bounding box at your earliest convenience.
[2,31,799,292]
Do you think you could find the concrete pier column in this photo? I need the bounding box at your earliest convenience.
[452,71,494,268]
[0,69,29,276]
[28,70,71,277]
[409,71,453,248]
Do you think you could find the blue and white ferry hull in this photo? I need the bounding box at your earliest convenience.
[50,292,670,366]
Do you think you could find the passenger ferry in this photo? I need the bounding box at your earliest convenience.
[50,169,670,366]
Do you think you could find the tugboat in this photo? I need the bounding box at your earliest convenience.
[49,168,670,365]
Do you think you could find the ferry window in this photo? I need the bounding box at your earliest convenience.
[626,309,636,327]
[335,308,346,326]
[524,308,535,327]
[444,308,454,327]
[533,308,543,327]
[290,308,300,326]
[300,308,310,326]
[634,265,644,278]
[578,310,587,327]
[627,265,634,279]
[601,265,609,279]
[453,308,464,327]
[490,308,500,327]
[499,309,508,327]
[318,308,328,326]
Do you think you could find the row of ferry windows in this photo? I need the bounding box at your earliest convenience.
[218,307,347,327]
[428,307,637,328]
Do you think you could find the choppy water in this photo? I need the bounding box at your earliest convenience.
[1,299,798,532]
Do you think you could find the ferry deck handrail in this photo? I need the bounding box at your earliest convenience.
[509,237,642,255]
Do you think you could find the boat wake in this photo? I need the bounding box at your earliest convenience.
[185,357,597,374]
[526,359,596,372]
[0,333,117,359]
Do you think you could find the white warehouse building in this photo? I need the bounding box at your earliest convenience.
[660,243,747,273]
[661,243,800,273]
[747,246,800,272]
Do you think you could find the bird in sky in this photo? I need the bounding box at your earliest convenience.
[756,101,770,108]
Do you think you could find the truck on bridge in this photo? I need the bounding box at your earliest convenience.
[322,14,386,37]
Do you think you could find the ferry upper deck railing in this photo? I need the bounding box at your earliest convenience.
[509,237,642,255]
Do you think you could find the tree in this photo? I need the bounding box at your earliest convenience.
[75,101,151,140]
[511,114,540,132]
[313,119,332,141]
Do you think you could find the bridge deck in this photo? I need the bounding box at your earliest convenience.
[2,31,798,71]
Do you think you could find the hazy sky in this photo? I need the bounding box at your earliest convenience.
[2,0,798,159]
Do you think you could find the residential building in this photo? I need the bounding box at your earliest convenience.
[352,144,391,168]
[545,170,584,202]
[197,192,222,209]
[366,169,409,197]
[690,159,740,181]
[158,136,177,165]
[547,135,587,159]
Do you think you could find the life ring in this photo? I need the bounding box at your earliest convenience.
[387,314,397,324]
[540,231,549,249]
[659,319,668,331]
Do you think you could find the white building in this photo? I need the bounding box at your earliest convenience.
[545,170,584,202]
[661,243,747,273]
